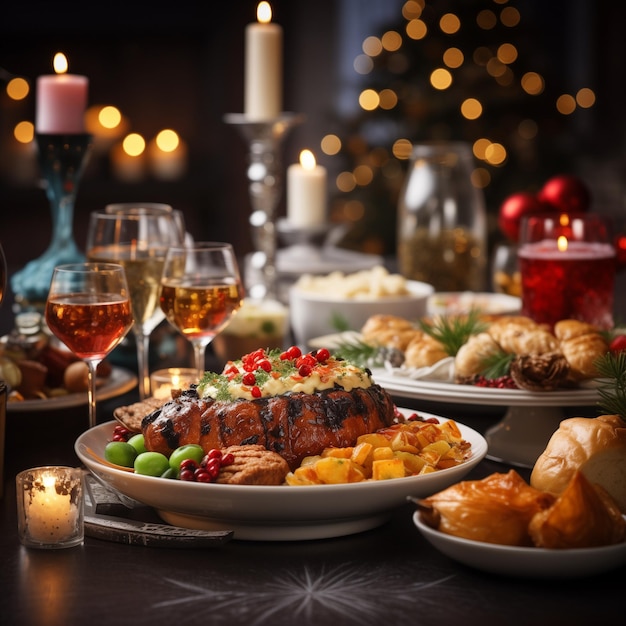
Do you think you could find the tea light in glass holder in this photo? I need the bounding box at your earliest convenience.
[150,368,198,400]
[16,466,84,549]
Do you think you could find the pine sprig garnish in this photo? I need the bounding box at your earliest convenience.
[594,351,626,418]
[334,338,384,367]
[331,312,351,332]
[418,309,488,356]
[480,351,515,379]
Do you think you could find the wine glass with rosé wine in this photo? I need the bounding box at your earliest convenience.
[45,263,133,429]
[160,243,244,381]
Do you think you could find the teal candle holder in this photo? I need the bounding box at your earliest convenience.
[11,133,92,311]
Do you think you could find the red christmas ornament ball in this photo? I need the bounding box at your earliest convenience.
[498,192,547,242]
[537,175,591,213]
[614,234,626,271]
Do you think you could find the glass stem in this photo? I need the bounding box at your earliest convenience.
[86,359,100,430]
[192,340,209,381]
[135,330,151,400]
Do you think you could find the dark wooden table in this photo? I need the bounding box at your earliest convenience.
[1,382,623,626]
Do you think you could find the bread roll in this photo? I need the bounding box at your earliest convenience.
[530,414,626,512]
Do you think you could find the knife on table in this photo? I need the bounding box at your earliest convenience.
[83,473,234,548]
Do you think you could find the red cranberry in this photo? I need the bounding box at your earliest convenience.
[315,348,330,363]
[242,372,256,386]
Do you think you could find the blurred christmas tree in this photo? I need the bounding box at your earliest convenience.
[327,0,594,256]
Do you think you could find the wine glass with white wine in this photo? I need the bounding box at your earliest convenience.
[86,207,183,399]
[160,242,244,380]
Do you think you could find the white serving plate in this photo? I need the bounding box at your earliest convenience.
[413,512,626,578]
[75,409,487,541]
[371,369,599,407]
[7,367,137,413]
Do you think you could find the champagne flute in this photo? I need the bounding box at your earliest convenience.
[45,263,133,429]
[160,243,244,379]
[86,207,183,399]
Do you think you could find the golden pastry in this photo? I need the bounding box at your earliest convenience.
[528,471,626,548]
[487,315,540,339]
[553,319,601,342]
[403,333,448,368]
[360,314,420,352]
[496,327,559,355]
[558,328,609,380]
[454,332,502,378]
[416,470,555,546]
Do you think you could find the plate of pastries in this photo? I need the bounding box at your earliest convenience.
[324,315,612,406]
[412,413,626,578]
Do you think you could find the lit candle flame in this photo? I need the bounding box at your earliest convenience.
[98,106,122,130]
[42,472,56,489]
[122,133,145,157]
[53,52,69,75]
[557,235,568,252]
[300,149,317,170]
[257,1,272,24]
[156,129,180,153]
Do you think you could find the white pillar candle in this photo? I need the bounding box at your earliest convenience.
[36,53,88,134]
[287,149,327,228]
[244,2,283,120]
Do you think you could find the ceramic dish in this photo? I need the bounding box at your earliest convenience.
[75,409,488,541]
[289,279,434,347]
[7,367,137,413]
[413,512,626,578]
[426,291,521,317]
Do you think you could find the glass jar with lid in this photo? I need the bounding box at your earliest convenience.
[397,142,487,292]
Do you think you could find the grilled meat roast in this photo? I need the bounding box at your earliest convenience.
[141,384,397,470]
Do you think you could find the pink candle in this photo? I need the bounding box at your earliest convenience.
[36,56,88,134]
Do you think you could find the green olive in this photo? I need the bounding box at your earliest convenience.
[127,433,147,455]
[134,451,170,477]
[104,441,138,468]
[168,444,205,472]
[160,467,178,480]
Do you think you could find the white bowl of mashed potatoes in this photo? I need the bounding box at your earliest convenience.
[289,266,434,347]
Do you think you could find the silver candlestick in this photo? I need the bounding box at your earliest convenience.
[224,112,304,300]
